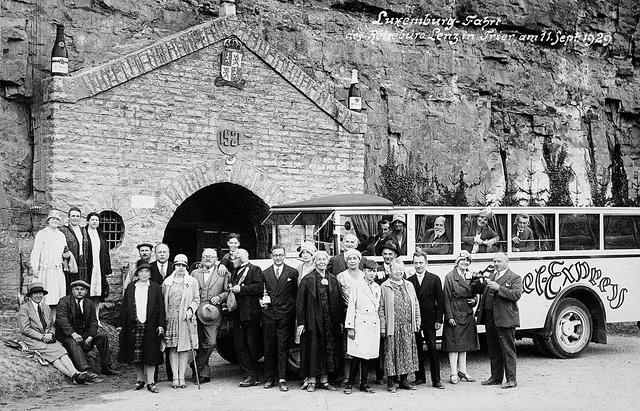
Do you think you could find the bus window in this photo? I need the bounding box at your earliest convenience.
[604,215,640,249]
[559,214,599,250]
[416,215,454,255]
[511,213,555,252]
[461,212,507,254]
[348,214,407,256]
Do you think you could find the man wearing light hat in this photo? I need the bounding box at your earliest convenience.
[388,215,408,255]
[191,248,228,383]
[55,279,119,380]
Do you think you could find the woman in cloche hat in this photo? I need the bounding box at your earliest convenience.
[29,209,71,310]
[18,282,88,384]
[119,263,166,393]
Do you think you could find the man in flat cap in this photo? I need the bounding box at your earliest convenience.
[55,280,118,380]
[122,242,155,293]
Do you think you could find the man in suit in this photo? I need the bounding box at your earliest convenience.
[358,219,390,256]
[407,251,445,389]
[421,216,452,255]
[476,252,523,389]
[59,207,88,293]
[149,243,172,285]
[512,214,536,252]
[220,232,241,272]
[327,233,366,275]
[55,280,118,381]
[230,248,264,387]
[191,248,228,383]
[261,244,298,392]
[122,242,154,293]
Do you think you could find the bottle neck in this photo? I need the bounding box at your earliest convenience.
[350,70,358,85]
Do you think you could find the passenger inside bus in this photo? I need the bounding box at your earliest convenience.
[418,216,452,255]
[388,215,408,255]
[358,219,390,256]
[512,213,536,252]
[461,208,500,254]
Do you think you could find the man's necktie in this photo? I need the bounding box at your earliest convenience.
[275,267,281,280]
[37,304,47,330]
[77,299,83,314]
[161,264,166,278]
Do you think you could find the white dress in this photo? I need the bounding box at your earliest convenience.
[30,228,67,305]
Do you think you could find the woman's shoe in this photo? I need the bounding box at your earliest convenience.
[179,378,186,389]
[320,382,337,391]
[450,374,459,384]
[359,384,375,393]
[343,384,352,394]
[134,380,145,390]
[147,383,158,393]
[458,371,476,382]
[301,380,309,390]
[172,379,179,389]
[72,372,88,385]
[306,382,316,392]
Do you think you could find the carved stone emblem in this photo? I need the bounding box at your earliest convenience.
[217,129,242,156]
[215,37,246,89]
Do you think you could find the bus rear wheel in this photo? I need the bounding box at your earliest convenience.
[542,298,592,358]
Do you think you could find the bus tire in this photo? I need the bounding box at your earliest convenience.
[216,333,238,364]
[533,335,552,357]
[285,345,301,379]
[543,298,592,359]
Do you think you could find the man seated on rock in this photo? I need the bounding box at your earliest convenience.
[55,280,119,381]
[512,214,536,252]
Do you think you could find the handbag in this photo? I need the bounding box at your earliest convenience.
[226,266,249,313]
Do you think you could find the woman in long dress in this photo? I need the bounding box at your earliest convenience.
[379,258,420,393]
[442,250,480,384]
[162,254,199,389]
[343,259,381,394]
[85,212,111,323]
[296,251,343,392]
[296,241,316,284]
[30,210,69,308]
[336,248,364,386]
[119,263,166,393]
[18,282,87,384]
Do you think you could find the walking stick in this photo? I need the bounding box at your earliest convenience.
[187,318,200,390]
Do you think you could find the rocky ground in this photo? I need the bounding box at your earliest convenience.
[4,323,639,410]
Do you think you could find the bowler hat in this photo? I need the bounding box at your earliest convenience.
[197,302,220,325]
[27,282,48,297]
[380,239,400,256]
[70,280,90,289]
[136,242,154,250]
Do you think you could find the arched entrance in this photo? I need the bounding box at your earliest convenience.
[163,182,270,265]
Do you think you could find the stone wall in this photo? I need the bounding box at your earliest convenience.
[38,17,365,298]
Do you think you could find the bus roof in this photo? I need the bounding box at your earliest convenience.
[271,194,392,210]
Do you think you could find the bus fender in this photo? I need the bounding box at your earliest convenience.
[541,284,607,344]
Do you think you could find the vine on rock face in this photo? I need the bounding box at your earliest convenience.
[542,136,574,206]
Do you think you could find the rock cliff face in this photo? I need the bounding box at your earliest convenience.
[0,0,639,304]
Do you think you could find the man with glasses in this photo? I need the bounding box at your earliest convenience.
[191,248,228,383]
[260,245,298,392]
[461,207,500,254]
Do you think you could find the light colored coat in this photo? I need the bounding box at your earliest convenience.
[344,281,381,359]
[30,228,68,305]
[379,279,420,337]
[191,263,228,327]
[18,301,54,351]
[162,272,200,352]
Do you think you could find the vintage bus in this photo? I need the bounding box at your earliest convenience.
[215,194,640,372]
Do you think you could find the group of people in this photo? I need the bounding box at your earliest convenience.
[19,208,523,395]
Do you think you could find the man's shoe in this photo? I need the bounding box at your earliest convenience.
[101,366,119,376]
[279,380,288,392]
[239,377,257,387]
[432,381,445,389]
[359,384,374,393]
[72,371,88,385]
[413,378,425,385]
[398,381,416,390]
[86,372,99,383]
[481,378,502,386]
[263,381,274,389]
[343,384,353,394]
[199,376,211,384]
[502,381,517,389]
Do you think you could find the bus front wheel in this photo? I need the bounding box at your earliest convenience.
[542,298,592,358]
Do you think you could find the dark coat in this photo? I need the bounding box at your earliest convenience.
[119,280,166,365]
[85,228,111,298]
[461,219,499,253]
[407,271,445,328]
[442,268,479,352]
[55,295,98,341]
[230,263,263,322]
[358,235,386,256]
[421,229,452,255]
[59,224,89,281]
[262,264,298,320]
[149,260,173,286]
[513,226,535,252]
[296,270,343,377]
[476,268,523,328]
